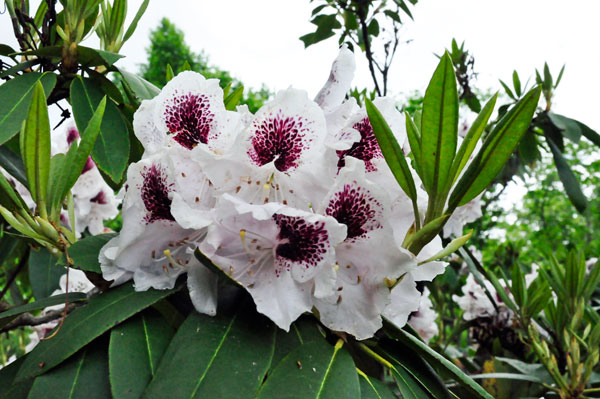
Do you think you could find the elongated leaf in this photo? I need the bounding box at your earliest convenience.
[391,361,431,399]
[548,112,581,143]
[0,72,56,145]
[405,112,421,171]
[0,60,39,79]
[15,283,178,382]
[420,52,458,195]
[358,370,396,399]
[419,230,472,264]
[547,138,587,213]
[224,86,244,111]
[382,320,493,399]
[576,119,600,147]
[70,77,129,183]
[449,86,541,209]
[123,0,150,42]
[143,309,276,399]
[28,247,65,300]
[65,233,117,273]
[27,339,110,399]
[366,99,417,200]
[470,373,544,384]
[21,81,51,210]
[450,94,498,184]
[109,310,174,399]
[270,316,325,372]
[0,146,27,188]
[256,339,360,399]
[0,356,33,399]
[0,293,87,322]
[118,69,160,100]
[17,46,123,68]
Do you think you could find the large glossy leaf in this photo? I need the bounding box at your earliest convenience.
[70,77,130,183]
[28,247,65,300]
[420,52,458,195]
[109,310,174,399]
[15,283,178,382]
[548,112,582,143]
[27,339,111,399]
[0,357,33,399]
[0,72,56,145]
[449,86,541,209]
[117,69,160,100]
[0,146,27,188]
[17,46,123,68]
[547,138,587,213]
[256,339,360,399]
[20,81,51,208]
[383,320,493,399]
[270,315,325,371]
[64,233,117,273]
[358,371,396,399]
[224,86,244,111]
[142,309,276,399]
[366,98,417,201]
[0,293,88,323]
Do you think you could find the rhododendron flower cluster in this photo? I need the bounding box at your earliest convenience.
[99,47,472,340]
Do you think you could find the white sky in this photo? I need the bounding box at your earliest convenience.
[1,0,599,211]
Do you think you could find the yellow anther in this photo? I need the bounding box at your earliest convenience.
[384,277,397,288]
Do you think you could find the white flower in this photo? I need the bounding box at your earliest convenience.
[134,71,240,156]
[443,195,482,238]
[453,274,498,321]
[200,194,347,330]
[409,288,439,342]
[313,159,416,339]
[314,44,356,112]
[0,167,35,210]
[197,88,331,208]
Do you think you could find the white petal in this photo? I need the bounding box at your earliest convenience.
[383,273,421,327]
[187,259,218,316]
[314,45,356,112]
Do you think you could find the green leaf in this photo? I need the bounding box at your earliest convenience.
[109,310,174,399]
[499,80,516,100]
[0,146,27,188]
[511,264,527,308]
[15,283,178,382]
[470,373,544,384]
[270,316,325,371]
[224,85,244,111]
[547,138,587,213]
[118,69,160,100]
[0,293,87,323]
[0,356,33,399]
[548,112,582,143]
[512,71,522,97]
[383,10,401,23]
[70,77,130,183]
[0,72,56,145]
[28,247,65,300]
[123,0,150,42]
[142,308,276,399]
[449,86,541,209]
[420,52,458,197]
[165,64,175,82]
[27,339,111,399]
[395,0,414,19]
[17,46,123,68]
[575,119,600,147]
[358,370,396,399]
[66,233,117,274]
[21,80,51,211]
[366,99,417,200]
[543,62,553,90]
[555,64,565,88]
[405,112,421,168]
[418,229,472,264]
[518,129,540,166]
[383,320,493,399]
[256,339,360,399]
[0,60,40,79]
[407,214,449,254]
[449,93,498,184]
[367,19,380,37]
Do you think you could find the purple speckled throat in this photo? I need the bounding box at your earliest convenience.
[337,117,383,172]
[248,112,311,172]
[164,93,215,150]
[141,165,175,224]
[273,214,328,275]
[326,183,382,240]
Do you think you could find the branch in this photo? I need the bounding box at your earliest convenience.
[0,302,84,333]
[0,248,29,303]
[357,6,382,96]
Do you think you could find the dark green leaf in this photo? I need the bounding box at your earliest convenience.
[512,71,522,97]
[87,69,125,104]
[382,320,493,399]
[0,293,87,322]
[143,309,276,399]
[395,0,414,19]
[109,310,174,399]
[0,60,40,79]
[28,247,65,300]
[344,10,359,29]
[117,69,160,100]
[470,373,544,384]
[575,119,600,147]
[0,72,56,145]
[420,52,458,196]
[543,63,553,90]
[0,356,33,399]
[270,316,324,371]
[15,283,178,382]
[21,81,51,208]
[449,86,541,209]
[499,80,515,100]
[123,0,149,42]
[27,339,111,399]
[366,99,417,200]
[256,339,360,399]
[311,4,328,15]
[66,233,117,274]
[70,77,130,183]
[367,19,380,37]
[0,146,27,188]
[17,46,123,68]
[518,129,540,166]
[547,138,587,213]
[555,65,565,88]
[548,112,581,143]
[358,371,396,399]
[383,10,401,23]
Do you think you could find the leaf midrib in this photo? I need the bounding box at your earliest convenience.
[0,75,42,127]
[315,342,341,399]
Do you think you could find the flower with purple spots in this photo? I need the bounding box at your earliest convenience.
[200,194,346,330]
